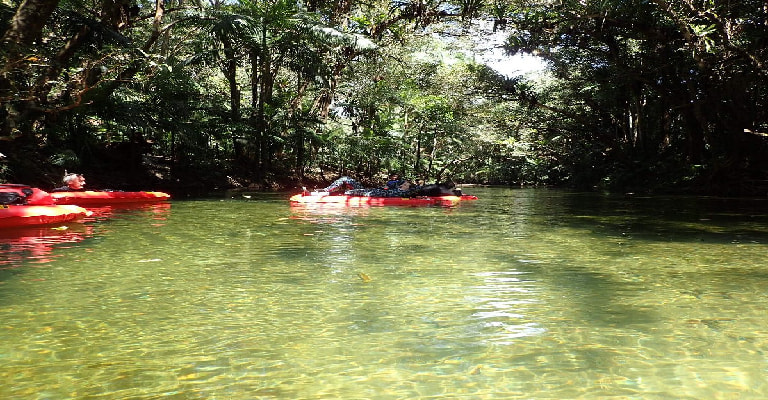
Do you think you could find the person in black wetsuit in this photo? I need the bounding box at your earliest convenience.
[51,173,87,192]
[321,176,366,194]
[320,176,463,198]
[322,176,419,198]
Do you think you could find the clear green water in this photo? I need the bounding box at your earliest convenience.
[1,188,768,399]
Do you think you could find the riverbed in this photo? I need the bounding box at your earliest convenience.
[1,188,767,398]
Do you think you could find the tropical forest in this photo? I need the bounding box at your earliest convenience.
[1,0,767,196]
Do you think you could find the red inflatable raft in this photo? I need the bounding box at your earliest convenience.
[0,205,91,228]
[51,191,171,205]
[0,184,55,205]
[289,192,477,206]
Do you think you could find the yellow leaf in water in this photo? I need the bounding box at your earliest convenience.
[358,272,372,283]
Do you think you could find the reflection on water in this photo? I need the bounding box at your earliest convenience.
[0,203,172,270]
[1,189,768,398]
[0,224,94,268]
[86,201,172,218]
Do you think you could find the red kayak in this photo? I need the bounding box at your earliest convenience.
[0,204,91,229]
[289,192,478,206]
[51,191,171,205]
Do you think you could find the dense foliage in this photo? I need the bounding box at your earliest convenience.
[1,0,766,194]
[504,0,768,194]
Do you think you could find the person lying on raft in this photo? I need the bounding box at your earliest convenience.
[350,179,417,198]
[319,176,461,198]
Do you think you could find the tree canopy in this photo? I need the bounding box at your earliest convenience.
[1,0,766,195]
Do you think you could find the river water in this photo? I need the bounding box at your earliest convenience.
[1,188,767,399]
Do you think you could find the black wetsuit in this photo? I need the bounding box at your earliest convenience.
[51,186,86,193]
[324,176,417,197]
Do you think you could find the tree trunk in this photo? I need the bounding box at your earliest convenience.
[259,41,275,174]
[292,77,310,177]
[1,0,59,47]
[221,37,240,121]
[249,46,260,176]
[1,0,61,138]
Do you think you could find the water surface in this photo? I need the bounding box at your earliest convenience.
[1,188,767,399]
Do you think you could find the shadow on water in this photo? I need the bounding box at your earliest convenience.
[558,192,768,244]
[464,187,768,330]
[473,187,768,243]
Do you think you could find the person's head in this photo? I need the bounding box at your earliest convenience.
[389,173,399,181]
[63,173,85,189]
